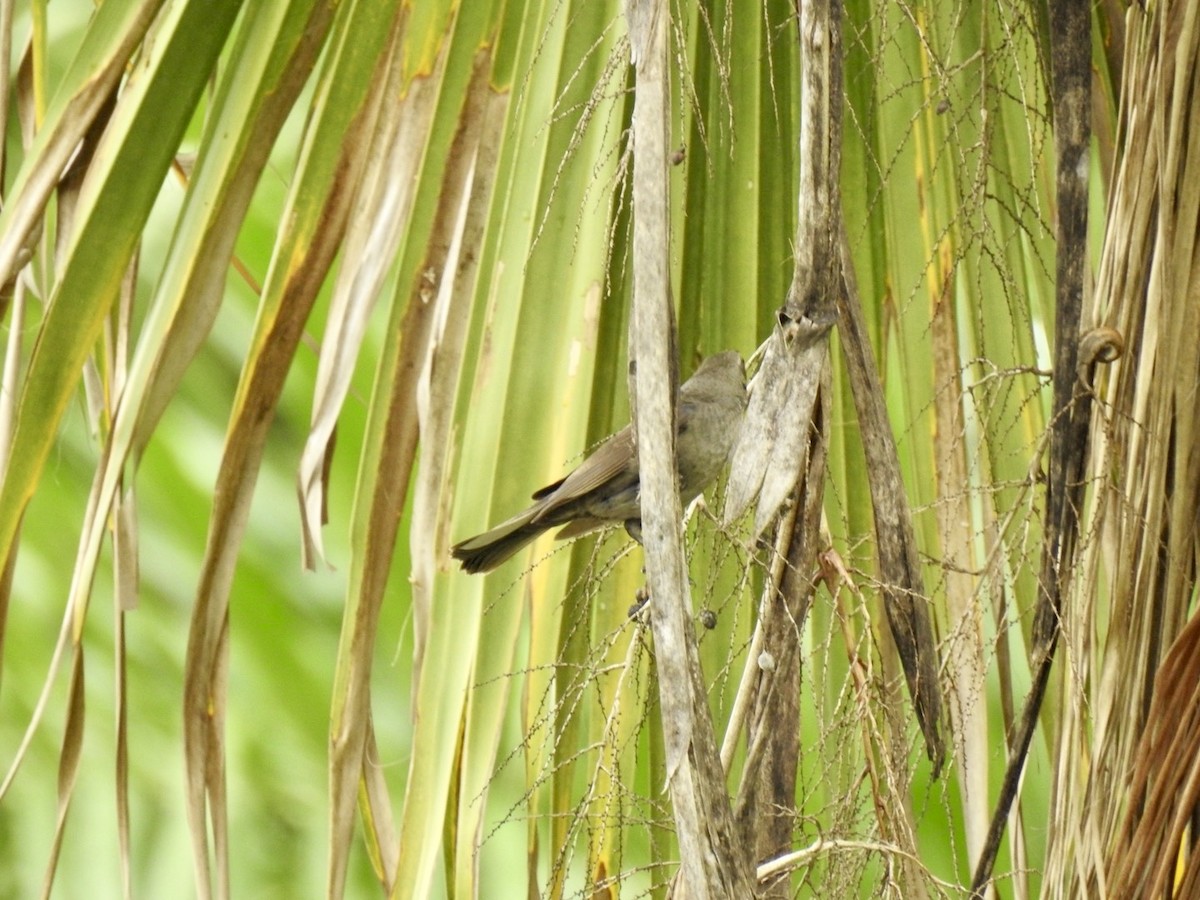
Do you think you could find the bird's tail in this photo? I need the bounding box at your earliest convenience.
[451,510,548,573]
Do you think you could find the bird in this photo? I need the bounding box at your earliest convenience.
[451,351,748,574]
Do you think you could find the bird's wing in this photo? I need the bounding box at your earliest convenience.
[530,476,566,501]
[537,427,635,509]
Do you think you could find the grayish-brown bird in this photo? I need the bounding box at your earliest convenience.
[452,351,747,573]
